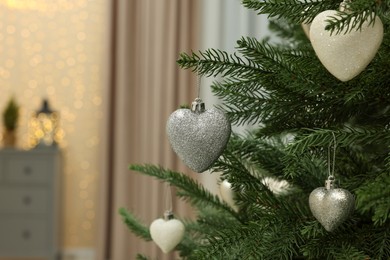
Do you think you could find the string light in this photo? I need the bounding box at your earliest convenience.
[0,0,108,247]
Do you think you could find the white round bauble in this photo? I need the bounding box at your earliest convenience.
[219,179,239,212]
[310,10,383,81]
[149,217,185,253]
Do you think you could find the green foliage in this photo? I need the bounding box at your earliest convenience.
[242,0,386,33]
[122,0,390,258]
[2,97,19,131]
[129,164,238,218]
[179,103,190,109]
[135,254,149,260]
[355,171,390,226]
[118,208,151,241]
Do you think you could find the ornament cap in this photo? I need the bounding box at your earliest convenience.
[191,98,205,113]
[164,210,175,220]
[325,175,336,190]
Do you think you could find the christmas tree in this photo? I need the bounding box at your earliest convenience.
[120,0,390,259]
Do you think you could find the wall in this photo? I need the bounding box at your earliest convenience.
[0,0,110,252]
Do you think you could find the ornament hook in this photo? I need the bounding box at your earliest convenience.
[191,98,205,113]
[163,183,175,220]
[164,210,175,220]
[196,61,203,99]
[326,132,337,189]
[192,64,206,113]
[164,182,173,212]
[325,175,336,190]
[197,73,201,99]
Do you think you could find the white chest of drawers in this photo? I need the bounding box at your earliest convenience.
[0,148,61,260]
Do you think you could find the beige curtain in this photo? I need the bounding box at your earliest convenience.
[98,0,200,259]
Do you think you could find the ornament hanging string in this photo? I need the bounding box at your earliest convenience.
[197,72,202,98]
[164,182,173,213]
[327,132,337,179]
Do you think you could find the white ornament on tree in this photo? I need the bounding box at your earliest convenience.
[150,211,185,253]
[301,22,311,39]
[166,97,231,173]
[261,176,290,195]
[219,179,239,212]
[310,7,383,81]
[309,176,355,231]
[301,7,312,39]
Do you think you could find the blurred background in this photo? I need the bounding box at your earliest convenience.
[0,0,268,259]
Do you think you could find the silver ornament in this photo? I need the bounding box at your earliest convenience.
[166,98,231,173]
[309,177,355,232]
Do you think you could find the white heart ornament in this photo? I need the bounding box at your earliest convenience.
[301,22,311,39]
[166,98,231,173]
[301,7,311,39]
[309,187,354,231]
[150,216,185,253]
[310,10,383,81]
[219,179,239,212]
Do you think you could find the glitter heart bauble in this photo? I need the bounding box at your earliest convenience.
[310,10,383,81]
[219,179,239,212]
[150,215,185,253]
[166,98,231,173]
[309,187,355,232]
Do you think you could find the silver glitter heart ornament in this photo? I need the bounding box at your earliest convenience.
[166,98,231,173]
[309,177,355,232]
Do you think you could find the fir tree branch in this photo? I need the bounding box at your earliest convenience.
[213,83,329,127]
[325,10,382,35]
[215,135,313,223]
[224,133,286,178]
[355,171,390,226]
[177,49,265,78]
[300,218,369,260]
[242,0,331,24]
[135,254,149,260]
[128,164,239,218]
[300,220,327,239]
[282,152,327,192]
[236,37,314,83]
[214,138,286,219]
[328,243,367,259]
[118,208,151,241]
[195,207,241,233]
[242,0,384,34]
[287,127,390,155]
[191,225,263,259]
[369,225,390,259]
[268,18,310,45]
[193,218,306,259]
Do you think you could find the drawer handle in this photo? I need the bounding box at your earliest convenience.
[23,195,32,206]
[23,166,32,175]
[22,229,31,240]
